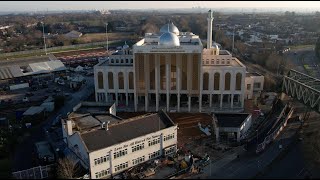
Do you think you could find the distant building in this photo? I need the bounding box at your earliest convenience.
[61,103,177,179]
[64,30,83,39]
[245,72,264,100]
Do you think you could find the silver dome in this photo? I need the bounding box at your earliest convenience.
[159,32,180,46]
[160,22,180,35]
[123,41,129,49]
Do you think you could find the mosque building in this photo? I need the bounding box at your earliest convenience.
[94,10,255,113]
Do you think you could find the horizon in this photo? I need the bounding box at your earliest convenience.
[0,1,320,12]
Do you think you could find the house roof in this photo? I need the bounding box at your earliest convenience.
[80,110,175,152]
[213,113,250,128]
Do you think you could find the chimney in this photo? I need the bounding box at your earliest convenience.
[66,120,73,136]
[207,9,213,49]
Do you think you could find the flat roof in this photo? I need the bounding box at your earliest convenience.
[80,110,175,152]
[246,72,263,77]
[213,113,250,128]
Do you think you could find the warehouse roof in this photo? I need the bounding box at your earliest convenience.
[80,110,175,152]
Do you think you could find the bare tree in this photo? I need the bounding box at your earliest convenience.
[56,156,77,179]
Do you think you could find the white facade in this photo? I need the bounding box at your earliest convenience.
[245,72,264,100]
[89,125,177,179]
[94,10,249,113]
[62,110,177,179]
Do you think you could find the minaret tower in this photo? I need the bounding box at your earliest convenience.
[207,9,213,49]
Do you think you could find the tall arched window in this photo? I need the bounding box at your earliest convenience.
[98,72,104,89]
[129,72,134,89]
[214,72,220,90]
[225,72,231,90]
[236,73,242,90]
[203,72,209,90]
[118,72,124,89]
[108,72,114,89]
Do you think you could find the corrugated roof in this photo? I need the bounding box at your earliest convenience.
[29,60,66,74]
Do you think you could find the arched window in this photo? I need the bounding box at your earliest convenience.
[98,72,104,89]
[108,72,114,89]
[214,72,220,90]
[236,73,242,90]
[203,73,209,90]
[225,72,231,90]
[118,72,124,89]
[129,72,134,89]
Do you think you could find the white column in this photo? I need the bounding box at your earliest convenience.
[145,55,149,112]
[209,94,212,107]
[241,72,245,108]
[187,54,192,112]
[134,57,138,112]
[166,57,170,112]
[188,95,191,112]
[177,55,181,112]
[231,94,234,108]
[155,55,159,112]
[220,72,224,108]
[145,94,148,112]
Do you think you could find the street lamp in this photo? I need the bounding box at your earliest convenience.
[106,22,109,52]
[41,22,48,55]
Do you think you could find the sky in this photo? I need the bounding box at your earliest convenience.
[1,1,320,11]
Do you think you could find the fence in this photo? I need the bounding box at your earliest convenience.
[0,40,120,58]
[12,164,55,179]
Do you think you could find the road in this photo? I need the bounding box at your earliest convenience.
[285,47,319,78]
[11,76,94,172]
[258,141,306,179]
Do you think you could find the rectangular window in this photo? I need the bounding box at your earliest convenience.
[95,168,110,178]
[165,146,176,155]
[132,143,145,153]
[132,156,145,165]
[115,162,128,172]
[247,84,251,90]
[148,150,161,159]
[253,82,261,89]
[164,133,175,141]
[113,149,128,159]
[148,137,160,147]
[94,155,109,165]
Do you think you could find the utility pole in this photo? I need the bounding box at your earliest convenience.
[41,22,47,55]
[232,26,235,54]
[106,22,109,53]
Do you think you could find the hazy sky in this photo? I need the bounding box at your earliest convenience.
[1,1,320,11]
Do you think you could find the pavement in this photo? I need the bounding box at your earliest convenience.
[11,76,94,172]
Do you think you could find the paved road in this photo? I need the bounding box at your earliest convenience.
[259,140,306,179]
[285,47,319,78]
[11,76,94,172]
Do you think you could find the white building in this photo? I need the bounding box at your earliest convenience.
[61,103,177,179]
[213,113,252,142]
[245,72,264,100]
[94,10,248,113]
